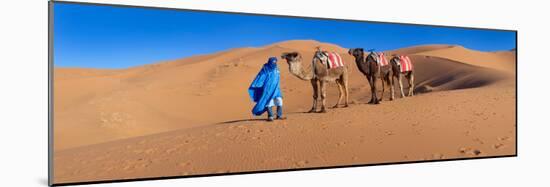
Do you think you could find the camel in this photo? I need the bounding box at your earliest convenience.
[280,50,349,113]
[347,48,395,104]
[389,55,415,97]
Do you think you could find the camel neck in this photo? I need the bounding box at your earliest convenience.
[355,55,365,63]
[289,60,313,80]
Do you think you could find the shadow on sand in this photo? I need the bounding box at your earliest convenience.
[218,118,267,124]
[217,107,353,125]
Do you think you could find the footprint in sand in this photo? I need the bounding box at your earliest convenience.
[493,143,505,149]
[145,148,155,154]
[123,158,153,170]
[473,149,482,155]
[432,153,445,159]
[165,147,179,154]
[336,142,347,146]
[178,162,191,168]
[473,138,485,145]
[459,147,482,156]
[295,160,309,167]
[133,148,156,154]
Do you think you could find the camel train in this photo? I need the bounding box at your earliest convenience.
[280,47,415,112]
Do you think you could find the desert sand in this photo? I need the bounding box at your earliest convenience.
[53,40,516,184]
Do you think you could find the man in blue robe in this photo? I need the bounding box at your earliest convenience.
[248,57,286,121]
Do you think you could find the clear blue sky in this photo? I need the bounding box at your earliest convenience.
[54,3,516,69]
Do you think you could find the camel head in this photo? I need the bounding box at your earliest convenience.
[281,52,301,65]
[348,48,365,60]
[281,52,302,74]
[281,52,312,80]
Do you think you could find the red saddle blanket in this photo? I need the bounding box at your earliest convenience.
[399,55,413,72]
[326,52,344,69]
[378,52,389,66]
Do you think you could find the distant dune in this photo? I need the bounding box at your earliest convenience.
[53,40,516,184]
[388,44,455,55]
[414,46,516,73]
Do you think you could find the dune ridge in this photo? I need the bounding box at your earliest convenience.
[387,44,455,55]
[413,46,515,73]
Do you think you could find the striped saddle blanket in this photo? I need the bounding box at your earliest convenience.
[399,55,413,72]
[325,52,344,69]
[378,52,389,66]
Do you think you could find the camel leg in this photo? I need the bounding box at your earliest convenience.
[343,74,349,107]
[308,79,318,113]
[319,81,328,113]
[390,74,395,101]
[374,76,380,104]
[380,76,385,102]
[398,74,405,98]
[408,72,415,96]
[332,79,344,108]
[367,76,374,104]
[371,76,380,104]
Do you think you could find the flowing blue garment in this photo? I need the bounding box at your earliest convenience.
[248,57,283,116]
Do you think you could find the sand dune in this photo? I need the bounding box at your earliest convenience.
[53,40,359,150]
[53,40,516,183]
[388,44,454,55]
[413,46,516,73]
[271,40,348,53]
[410,55,512,93]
